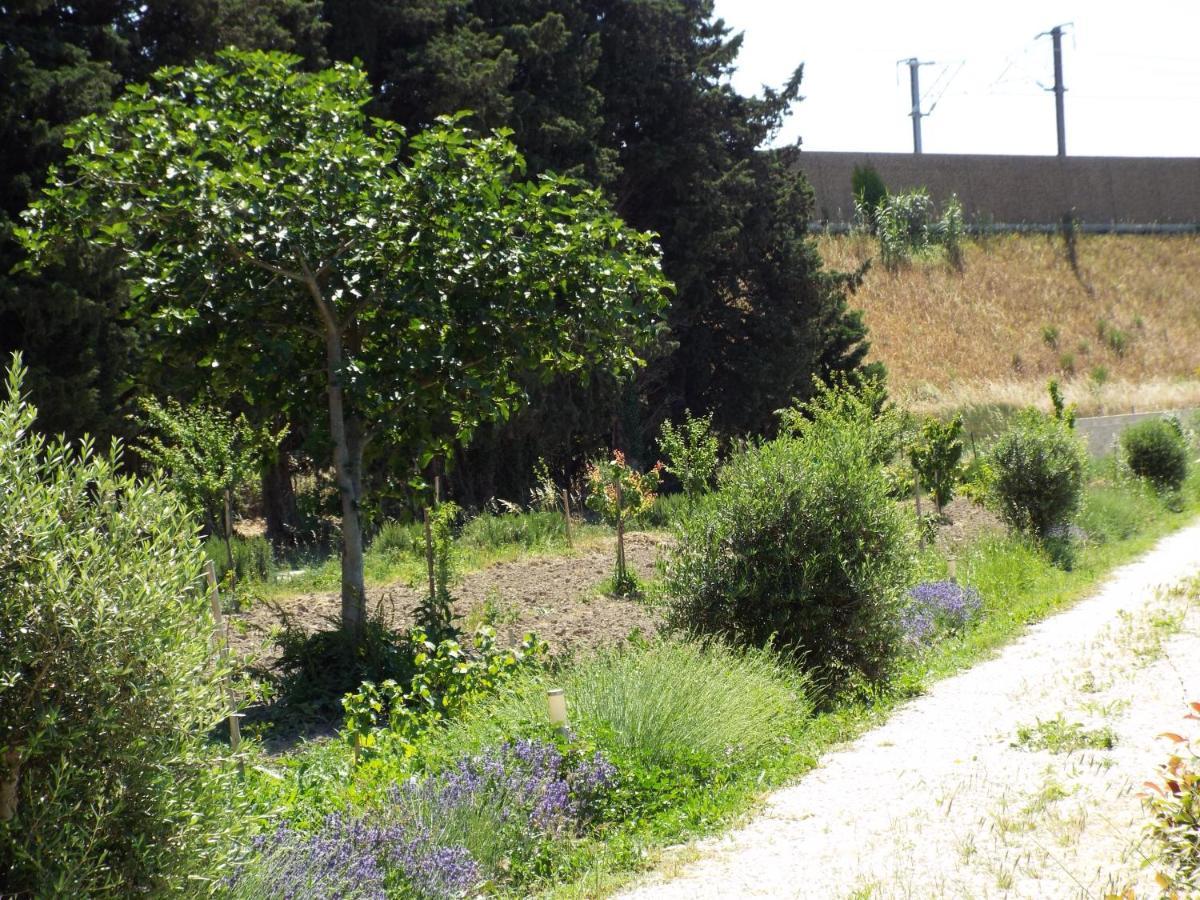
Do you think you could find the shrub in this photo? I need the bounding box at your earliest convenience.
[341,627,546,760]
[664,384,917,694]
[988,409,1087,539]
[658,410,720,505]
[1122,417,1189,492]
[0,359,235,894]
[908,414,964,512]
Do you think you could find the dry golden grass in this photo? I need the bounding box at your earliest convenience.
[818,233,1200,417]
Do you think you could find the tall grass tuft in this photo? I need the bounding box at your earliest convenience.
[458,509,567,552]
[429,640,810,775]
[204,533,275,582]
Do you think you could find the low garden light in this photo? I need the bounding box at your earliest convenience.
[547,688,570,737]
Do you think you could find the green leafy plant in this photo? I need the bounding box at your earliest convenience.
[937,193,966,270]
[585,451,662,595]
[1141,701,1200,895]
[341,626,546,761]
[1048,378,1077,429]
[988,409,1087,540]
[0,357,237,894]
[1042,324,1060,349]
[528,457,561,513]
[908,414,965,513]
[1014,715,1115,753]
[664,382,916,697]
[416,501,461,640]
[137,397,283,605]
[876,189,967,271]
[1122,417,1189,492]
[658,410,720,506]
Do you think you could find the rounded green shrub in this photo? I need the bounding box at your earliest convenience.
[989,409,1087,538]
[662,387,916,696]
[0,360,235,894]
[1121,417,1189,492]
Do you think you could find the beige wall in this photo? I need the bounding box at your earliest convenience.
[798,151,1200,226]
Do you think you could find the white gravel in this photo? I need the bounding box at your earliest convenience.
[619,520,1200,900]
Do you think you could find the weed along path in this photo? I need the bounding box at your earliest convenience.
[620,521,1200,900]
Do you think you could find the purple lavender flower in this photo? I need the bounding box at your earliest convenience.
[235,741,616,900]
[901,580,983,645]
[228,815,391,899]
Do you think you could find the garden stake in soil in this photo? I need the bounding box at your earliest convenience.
[204,561,242,768]
[424,506,436,602]
[563,488,573,547]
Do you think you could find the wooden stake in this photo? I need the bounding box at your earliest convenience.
[424,507,436,601]
[615,480,625,583]
[205,561,241,760]
[913,477,925,547]
[562,489,573,547]
[434,474,441,505]
[222,488,237,609]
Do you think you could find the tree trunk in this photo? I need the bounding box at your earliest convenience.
[263,452,300,547]
[322,326,366,640]
[1,747,21,822]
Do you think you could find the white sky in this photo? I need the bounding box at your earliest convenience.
[711,0,1200,156]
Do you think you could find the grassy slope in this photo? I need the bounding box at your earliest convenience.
[817,233,1200,418]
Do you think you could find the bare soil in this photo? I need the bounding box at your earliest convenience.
[932,496,1006,555]
[228,532,668,665]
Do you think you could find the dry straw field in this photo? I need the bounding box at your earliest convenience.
[818,233,1200,418]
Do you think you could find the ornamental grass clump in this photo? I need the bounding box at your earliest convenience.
[428,640,809,784]
[900,580,983,645]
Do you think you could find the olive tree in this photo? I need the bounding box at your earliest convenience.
[18,50,670,640]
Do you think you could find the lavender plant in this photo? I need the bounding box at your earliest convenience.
[900,580,983,645]
[229,740,616,898]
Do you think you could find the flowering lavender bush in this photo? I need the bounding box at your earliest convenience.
[229,740,616,898]
[388,739,617,877]
[900,580,983,645]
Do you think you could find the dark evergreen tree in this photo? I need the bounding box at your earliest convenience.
[0,0,325,442]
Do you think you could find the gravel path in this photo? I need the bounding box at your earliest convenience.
[620,521,1200,900]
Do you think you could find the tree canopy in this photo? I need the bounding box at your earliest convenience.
[18,49,669,635]
[5,0,876,520]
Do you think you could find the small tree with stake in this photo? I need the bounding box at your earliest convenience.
[585,451,661,596]
[17,50,670,644]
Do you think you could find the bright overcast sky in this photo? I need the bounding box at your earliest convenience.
[711,0,1200,157]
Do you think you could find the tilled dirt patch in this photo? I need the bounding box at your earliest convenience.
[229,532,668,664]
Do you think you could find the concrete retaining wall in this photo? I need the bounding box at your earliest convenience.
[1073,409,1197,457]
[798,151,1200,227]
